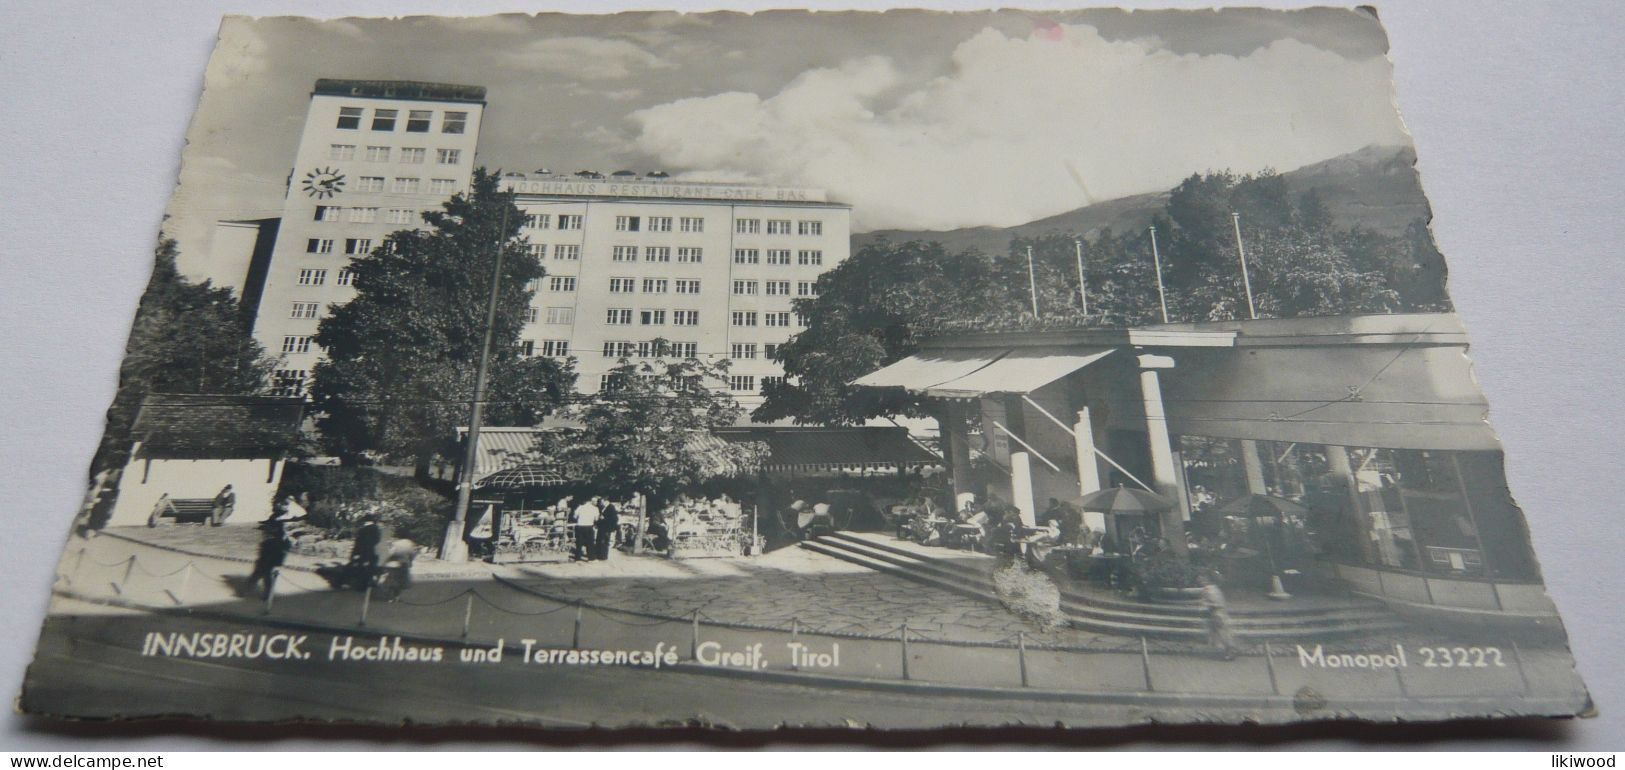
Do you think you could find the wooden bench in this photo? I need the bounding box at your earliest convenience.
[148,498,228,526]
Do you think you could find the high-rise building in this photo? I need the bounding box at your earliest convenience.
[500,175,852,405]
[250,79,487,396]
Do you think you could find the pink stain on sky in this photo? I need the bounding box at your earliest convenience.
[1031,17,1065,41]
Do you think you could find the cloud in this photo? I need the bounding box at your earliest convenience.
[503,36,671,80]
[627,25,1407,232]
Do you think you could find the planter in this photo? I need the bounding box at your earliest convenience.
[1147,586,1205,604]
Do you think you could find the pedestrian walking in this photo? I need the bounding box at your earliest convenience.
[248,521,292,599]
[1199,572,1240,660]
[595,502,620,561]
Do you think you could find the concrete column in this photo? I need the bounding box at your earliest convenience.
[1073,407,1102,496]
[1138,353,1188,554]
[1010,451,1038,526]
[940,403,973,504]
[1325,444,1375,562]
[1241,439,1268,495]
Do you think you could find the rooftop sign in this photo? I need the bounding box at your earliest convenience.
[501,178,829,203]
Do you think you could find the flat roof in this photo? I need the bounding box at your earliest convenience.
[313,79,486,104]
[501,177,847,208]
[920,312,1465,351]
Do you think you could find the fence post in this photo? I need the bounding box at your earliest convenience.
[790,618,800,671]
[1139,636,1155,692]
[899,624,912,681]
[1017,631,1030,688]
[263,568,279,615]
[359,585,373,627]
[690,609,701,661]
[119,555,136,590]
[1393,658,1409,699]
[461,592,475,639]
[573,601,585,650]
[1263,641,1280,696]
[1509,639,1532,695]
[73,547,86,575]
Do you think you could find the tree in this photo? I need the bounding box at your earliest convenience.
[95,236,274,473]
[541,346,766,511]
[311,169,576,474]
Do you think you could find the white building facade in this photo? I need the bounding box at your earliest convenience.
[501,177,851,404]
[251,79,487,396]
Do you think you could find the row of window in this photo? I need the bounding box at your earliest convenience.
[327,145,462,165]
[732,249,823,266]
[312,206,419,224]
[735,219,822,236]
[272,369,308,397]
[336,107,468,134]
[338,176,460,195]
[520,214,826,237]
[596,373,782,393]
[608,245,702,263]
[296,268,356,287]
[583,341,784,360]
[305,238,374,255]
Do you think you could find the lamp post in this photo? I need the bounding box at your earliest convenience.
[441,199,512,562]
[1231,212,1257,320]
[1148,226,1169,323]
[1025,245,1041,320]
[1074,239,1088,316]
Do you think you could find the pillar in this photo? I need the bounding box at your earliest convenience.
[1138,353,1188,554]
[1241,439,1268,495]
[940,402,973,505]
[1325,444,1375,562]
[1010,452,1038,526]
[1073,407,1102,496]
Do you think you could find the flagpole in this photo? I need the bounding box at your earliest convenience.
[1026,245,1040,320]
[1074,239,1088,316]
[1148,225,1169,323]
[1231,212,1257,320]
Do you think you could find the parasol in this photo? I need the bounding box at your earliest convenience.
[474,464,568,490]
[1077,486,1175,515]
[1214,493,1307,519]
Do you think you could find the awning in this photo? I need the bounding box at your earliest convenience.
[713,427,939,471]
[851,346,1114,399]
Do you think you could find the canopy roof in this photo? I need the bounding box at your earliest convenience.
[713,426,938,471]
[131,394,305,460]
[851,347,1114,398]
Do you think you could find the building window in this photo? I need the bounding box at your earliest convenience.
[733,249,759,265]
[764,343,781,359]
[735,218,760,235]
[386,208,414,224]
[430,179,457,194]
[400,147,426,164]
[766,249,791,265]
[648,216,672,232]
[680,217,704,233]
[766,219,792,235]
[645,246,671,263]
[762,375,786,390]
[729,375,755,392]
[794,311,810,326]
[671,342,698,358]
[602,341,634,358]
[637,341,669,358]
[365,145,390,162]
[329,144,356,160]
[524,307,539,323]
[345,238,373,255]
[798,220,822,236]
[357,176,385,193]
[290,302,320,319]
[731,343,758,360]
[545,307,574,325]
[297,269,327,286]
[281,335,313,354]
[674,279,701,294]
[611,246,637,262]
[305,238,335,254]
[732,280,758,296]
[347,207,378,223]
[406,110,432,133]
[798,250,823,266]
[335,108,363,130]
[606,308,632,325]
[525,243,547,259]
[765,280,791,296]
[436,148,461,165]
[797,281,817,297]
[371,109,397,131]
[642,278,668,294]
[526,213,551,229]
[615,215,641,232]
[731,311,758,327]
[391,177,420,194]
[442,111,468,134]
[677,247,703,263]
[314,205,340,222]
[640,309,667,325]
[673,310,699,326]
[765,312,792,328]
[518,339,536,357]
[336,269,356,287]
[558,215,583,230]
[549,276,576,292]
[540,339,569,357]
[272,369,308,397]
[554,244,580,261]
[609,277,636,293]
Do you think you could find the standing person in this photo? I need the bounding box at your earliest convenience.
[571,496,601,561]
[247,521,292,599]
[351,514,385,573]
[211,484,236,526]
[595,502,621,561]
[1199,572,1240,660]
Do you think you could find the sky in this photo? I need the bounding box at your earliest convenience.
[168,8,1409,277]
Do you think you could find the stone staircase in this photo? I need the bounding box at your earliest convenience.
[800,531,1405,642]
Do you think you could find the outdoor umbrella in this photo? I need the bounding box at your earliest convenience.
[1077,486,1175,514]
[1214,493,1307,519]
[473,464,568,490]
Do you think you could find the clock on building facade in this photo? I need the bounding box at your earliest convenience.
[301,167,346,199]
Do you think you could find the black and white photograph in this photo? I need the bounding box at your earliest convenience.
[10,5,1604,734]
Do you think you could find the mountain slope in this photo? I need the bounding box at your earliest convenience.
[853,145,1428,255]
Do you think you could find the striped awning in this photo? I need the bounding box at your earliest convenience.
[852,346,1114,398]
